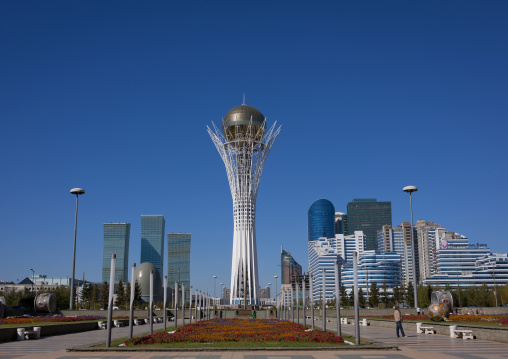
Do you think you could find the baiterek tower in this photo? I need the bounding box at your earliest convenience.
[208,102,281,306]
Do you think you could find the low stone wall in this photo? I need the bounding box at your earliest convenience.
[59,309,159,319]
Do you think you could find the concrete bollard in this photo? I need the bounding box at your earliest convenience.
[17,328,25,340]
[450,325,457,337]
[416,322,422,333]
[33,327,41,339]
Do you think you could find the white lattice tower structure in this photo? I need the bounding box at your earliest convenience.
[207,104,281,305]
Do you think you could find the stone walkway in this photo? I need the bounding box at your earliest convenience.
[0,319,507,359]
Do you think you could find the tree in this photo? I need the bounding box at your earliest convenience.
[115,280,125,308]
[369,281,379,308]
[406,282,414,307]
[358,288,366,307]
[124,282,131,308]
[339,284,348,307]
[80,281,92,309]
[427,285,433,304]
[474,284,490,307]
[381,281,389,307]
[348,288,355,307]
[91,284,100,310]
[134,280,142,308]
[393,285,402,305]
[101,282,109,309]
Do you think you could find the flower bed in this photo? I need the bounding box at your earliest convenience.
[125,319,344,346]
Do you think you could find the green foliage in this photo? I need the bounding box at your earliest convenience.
[369,281,379,308]
[124,282,131,308]
[101,282,109,309]
[406,282,414,307]
[358,288,366,307]
[115,280,125,308]
[473,284,490,307]
[134,280,142,308]
[417,284,431,308]
[52,286,70,310]
[339,284,348,307]
[91,284,100,310]
[80,281,92,309]
[380,281,391,307]
[392,285,401,304]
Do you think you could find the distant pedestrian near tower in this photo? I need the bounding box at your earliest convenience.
[208,102,281,305]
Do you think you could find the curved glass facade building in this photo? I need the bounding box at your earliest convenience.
[308,199,335,242]
[341,250,402,294]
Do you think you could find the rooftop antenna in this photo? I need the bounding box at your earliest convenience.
[243,93,246,105]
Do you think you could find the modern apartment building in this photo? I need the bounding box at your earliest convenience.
[423,238,507,289]
[341,250,402,295]
[308,232,365,301]
[377,222,417,287]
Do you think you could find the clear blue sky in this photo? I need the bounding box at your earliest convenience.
[1,1,507,294]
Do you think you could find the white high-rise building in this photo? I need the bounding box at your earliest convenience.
[308,232,365,301]
[208,103,281,305]
[377,222,416,287]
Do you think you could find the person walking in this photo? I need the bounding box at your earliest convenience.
[394,306,406,337]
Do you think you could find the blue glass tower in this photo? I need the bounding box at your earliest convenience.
[167,233,191,304]
[140,215,165,280]
[308,199,335,242]
[102,222,130,284]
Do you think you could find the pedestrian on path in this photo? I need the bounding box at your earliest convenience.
[394,306,406,337]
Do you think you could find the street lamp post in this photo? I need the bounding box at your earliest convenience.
[70,187,85,310]
[213,276,217,309]
[403,185,418,309]
[274,275,278,305]
[30,268,35,296]
[220,283,224,306]
[268,283,272,305]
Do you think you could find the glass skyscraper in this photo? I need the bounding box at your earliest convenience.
[308,199,335,242]
[347,198,392,251]
[140,215,165,280]
[102,222,130,284]
[167,233,191,304]
[281,247,302,284]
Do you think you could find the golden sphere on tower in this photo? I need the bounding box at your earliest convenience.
[222,104,266,143]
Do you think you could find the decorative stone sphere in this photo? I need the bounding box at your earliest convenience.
[222,104,266,143]
[428,290,453,321]
[134,262,163,303]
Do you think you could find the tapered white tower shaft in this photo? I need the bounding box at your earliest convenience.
[208,104,280,305]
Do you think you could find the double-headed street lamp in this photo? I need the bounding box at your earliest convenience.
[70,187,85,310]
[403,185,418,309]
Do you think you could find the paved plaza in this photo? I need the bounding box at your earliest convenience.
[0,320,507,359]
